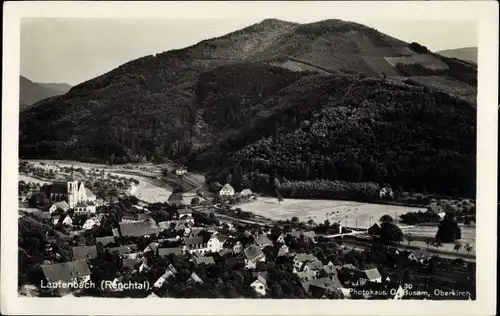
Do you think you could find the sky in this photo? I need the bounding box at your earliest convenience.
[20,18,477,86]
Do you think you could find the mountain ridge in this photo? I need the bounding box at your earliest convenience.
[19,76,72,110]
[19,18,477,197]
[437,47,477,64]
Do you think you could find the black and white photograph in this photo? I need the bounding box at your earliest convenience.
[1,1,497,315]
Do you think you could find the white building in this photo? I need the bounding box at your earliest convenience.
[219,183,235,197]
[379,187,394,199]
[82,217,100,230]
[250,276,268,296]
[240,188,253,197]
[207,235,227,253]
[42,178,96,209]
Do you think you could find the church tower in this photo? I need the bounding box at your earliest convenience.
[67,165,79,209]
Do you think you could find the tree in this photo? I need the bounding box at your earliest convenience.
[191,197,200,205]
[291,217,299,225]
[307,219,314,226]
[379,223,404,244]
[379,214,394,224]
[435,214,462,243]
[453,242,462,253]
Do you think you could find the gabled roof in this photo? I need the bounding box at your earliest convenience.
[254,234,273,246]
[119,221,160,237]
[413,249,431,259]
[244,244,264,261]
[254,275,268,289]
[41,260,91,284]
[71,245,97,260]
[52,201,70,211]
[106,245,136,256]
[240,189,253,195]
[363,268,382,281]
[158,221,170,229]
[184,236,204,246]
[158,247,183,257]
[296,270,316,280]
[294,253,319,263]
[301,277,334,293]
[190,272,203,283]
[96,236,116,246]
[85,188,96,198]
[46,182,68,195]
[303,261,323,271]
[220,183,234,192]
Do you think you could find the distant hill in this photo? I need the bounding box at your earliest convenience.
[437,47,477,64]
[19,19,477,197]
[37,82,73,95]
[19,76,72,110]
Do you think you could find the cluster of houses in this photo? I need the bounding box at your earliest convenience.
[218,183,255,199]
[33,197,431,299]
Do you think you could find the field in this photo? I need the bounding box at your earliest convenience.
[238,197,476,255]
[385,54,449,71]
[238,197,424,228]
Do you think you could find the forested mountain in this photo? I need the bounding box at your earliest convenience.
[19,76,72,110]
[19,19,477,197]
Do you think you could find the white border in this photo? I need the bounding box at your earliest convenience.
[2,1,498,315]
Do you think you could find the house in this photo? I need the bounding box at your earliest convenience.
[41,178,95,209]
[250,276,268,296]
[244,244,266,263]
[183,236,207,254]
[49,201,70,214]
[153,264,178,288]
[240,189,253,197]
[367,223,382,236]
[52,215,61,225]
[74,201,96,214]
[295,270,317,282]
[190,272,203,283]
[207,234,227,253]
[302,260,323,272]
[158,247,183,258]
[427,204,444,215]
[71,245,98,261]
[276,234,286,244]
[106,245,137,257]
[82,217,100,230]
[119,221,160,237]
[293,253,321,270]
[219,183,235,197]
[379,187,394,199]
[277,244,289,257]
[362,268,382,283]
[301,276,343,297]
[254,234,273,249]
[408,249,432,263]
[95,236,116,247]
[176,167,187,177]
[194,256,216,266]
[233,241,243,254]
[40,260,91,295]
[301,231,317,243]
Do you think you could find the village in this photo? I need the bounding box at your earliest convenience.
[18,162,476,300]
